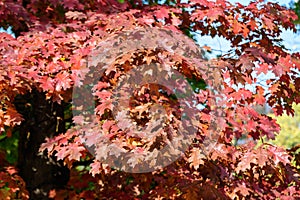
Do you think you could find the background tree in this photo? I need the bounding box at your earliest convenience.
[0,0,300,199]
[267,103,300,149]
[291,0,300,25]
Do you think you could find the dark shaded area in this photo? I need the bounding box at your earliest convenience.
[15,90,70,199]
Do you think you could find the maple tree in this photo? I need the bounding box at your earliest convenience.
[0,0,300,199]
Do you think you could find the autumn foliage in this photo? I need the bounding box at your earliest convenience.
[1,0,300,199]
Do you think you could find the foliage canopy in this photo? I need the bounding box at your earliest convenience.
[0,0,300,199]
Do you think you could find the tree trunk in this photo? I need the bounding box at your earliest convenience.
[15,90,70,199]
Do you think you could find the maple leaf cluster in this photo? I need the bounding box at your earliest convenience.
[0,151,28,199]
[1,0,300,199]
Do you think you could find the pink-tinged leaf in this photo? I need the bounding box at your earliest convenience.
[39,138,57,154]
[200,112,211,122]
[171,16,181,26]
[278,55,293,73]
[255,86,265,105]
[93,90,112,100]
[55,71,72,91]
[188,148,205,170]
[154,7,169,19]
[247,19,257,31]
[65,11,87,20]
[256,147,269,168]
[4,108,23,126]
[262,15,275,30]
[236,151,256,173]
[82,128,101,147]
[27,68,39,80]
[95,99,112,116]
[230,89,252,101]
[257,63,270,75]
[245,120,256,132]
[232,19,250,38]
[102,120,115,132]
[67,144,85,161]
[55,146,70,161]
[40,76,55,91]
[90,160,101,177]
[267,146,291,165]
[71,68,89,87]
[93,82,110,91]
[72,115,85,125]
